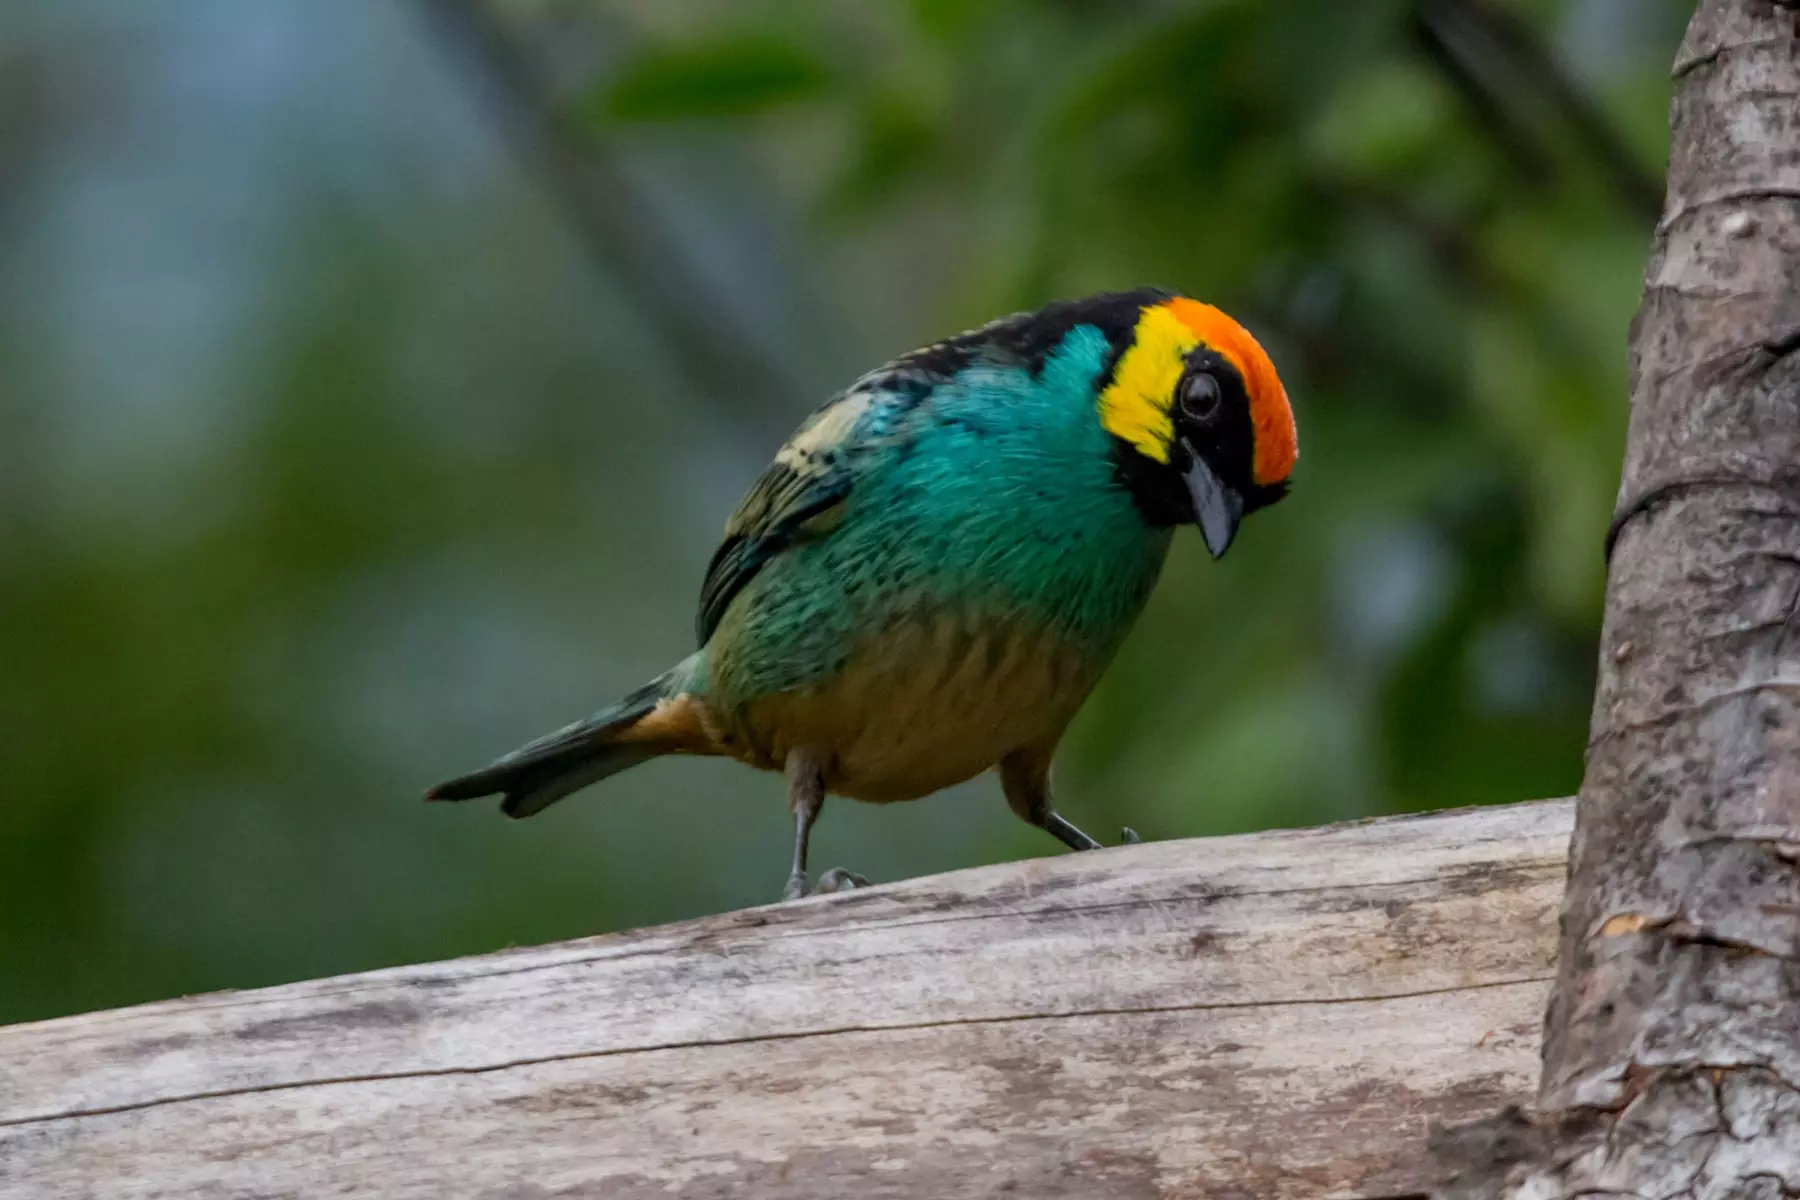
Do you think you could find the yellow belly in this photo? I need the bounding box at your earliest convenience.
[723,616,1098,802]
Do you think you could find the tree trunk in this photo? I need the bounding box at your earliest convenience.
[1435,2,1800,1195]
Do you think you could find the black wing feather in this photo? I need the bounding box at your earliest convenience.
[694,475,852,645]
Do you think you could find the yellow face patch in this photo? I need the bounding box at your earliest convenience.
[1098,297,1297,485]
[1096,304,1199,463]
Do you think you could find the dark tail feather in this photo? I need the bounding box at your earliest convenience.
[426,665,693,819]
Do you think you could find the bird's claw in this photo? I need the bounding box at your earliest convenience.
[816,866,870,894]
[1121,827,1142,845]
[781,866,871,901]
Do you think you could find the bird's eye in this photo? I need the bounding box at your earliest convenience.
[1179,371,1223,424]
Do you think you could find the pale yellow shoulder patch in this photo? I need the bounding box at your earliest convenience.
[776,391,870,470]
[1096,304,1199,463]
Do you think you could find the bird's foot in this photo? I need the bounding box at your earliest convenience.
[781,866,871,901]
[1121,827,1142,845]
[817,866,869,893]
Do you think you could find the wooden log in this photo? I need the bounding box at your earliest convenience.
[0,799,1571,1200]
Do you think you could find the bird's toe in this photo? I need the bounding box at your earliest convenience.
[815,867,870,894]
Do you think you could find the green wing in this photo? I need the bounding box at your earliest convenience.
[694,392,866,646]
[693,317,1019,646]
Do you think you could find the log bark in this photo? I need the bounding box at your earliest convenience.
[1435,2,1800,1196]
[0,800,1569,1200]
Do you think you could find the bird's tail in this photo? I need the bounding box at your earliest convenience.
[426,654,708,819]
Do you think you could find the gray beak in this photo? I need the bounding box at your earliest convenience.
[1183,452,1245,560]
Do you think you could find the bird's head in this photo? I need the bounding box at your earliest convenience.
[1097,294,1296,558]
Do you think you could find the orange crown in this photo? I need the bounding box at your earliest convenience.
[1165,298,1297,486]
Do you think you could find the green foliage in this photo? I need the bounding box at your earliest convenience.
[595,33,834,121]
[0,0,1691,1025]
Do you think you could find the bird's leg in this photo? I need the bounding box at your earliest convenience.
[780,749,869,900]
[781,751,824,901]
[1001,750,1137,851]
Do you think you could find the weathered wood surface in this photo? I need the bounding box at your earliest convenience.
[0,800,1570,1200]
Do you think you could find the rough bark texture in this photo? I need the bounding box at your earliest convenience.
[0,801,1569,1200]
[1435,3,1800,1196]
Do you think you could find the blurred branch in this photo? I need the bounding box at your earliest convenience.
[416,0,806,429]
[1410,0,1663,224]
[1326,174,1511,305]
[0,48,55,222]
[1407,2,1556,190]
[1319,170,1603,395]
[0,41,88,540]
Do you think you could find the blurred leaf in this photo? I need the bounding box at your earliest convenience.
[593,35,833,122]
[2,0,1696,1025]
[1307,61,1454,176]
[823,89,939,214]
[908,0,1007,43]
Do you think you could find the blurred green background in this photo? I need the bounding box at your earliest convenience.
[1,0,1687,1025]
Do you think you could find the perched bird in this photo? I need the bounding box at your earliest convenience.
[429,289,1296,899]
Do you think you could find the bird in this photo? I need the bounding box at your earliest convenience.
[428,288,1297,900]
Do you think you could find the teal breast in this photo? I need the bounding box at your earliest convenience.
[704,325,1172,797]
